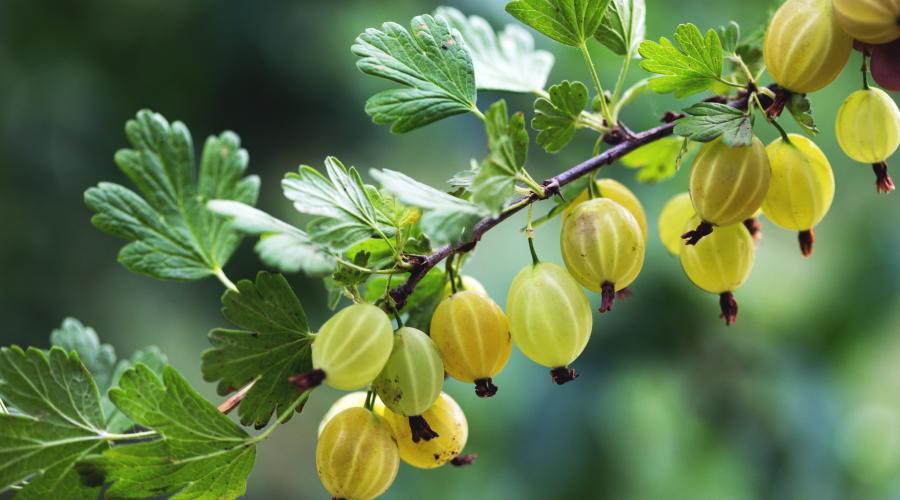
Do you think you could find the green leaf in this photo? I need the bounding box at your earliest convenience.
[202,272,311,428]
[505,0,612,47]
[370,169,487,247]
[447,163,478,188]
[595,0,646,56]
[532,80,590,153]
[352,14,477,133]
[77,365,258,499]
[48,318,168,433]
[786,93,819,136]
[717,21,740,54]
[0,347,107,499]
[332,251,372,289]
[638,23,725,98]
[472,100,529,213]
[365,268,447,331]
[282,157,393,252]
[674,103,753,147]
[621,136,692,182]
[436,6,554,93]
[208,200,337,276]
[85,110,260,281]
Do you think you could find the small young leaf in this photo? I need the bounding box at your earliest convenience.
[786,93,819,136]
[718,21,740,54]
[621,136,691,182]
[209,200,337,276]
[78,364,261,499]
[202,272,311,428]
[674,102,753,146]
[595,0,646,56]
[0,347,108,498]
[370,169,487,247]
[532,80,590,153]
[352,14,477,133]
[506,0,612,47]
[437,6,554,93]
[282,157,393,252]
[472,100,530,213]
[85,110,260,281]
[638,24,725,98]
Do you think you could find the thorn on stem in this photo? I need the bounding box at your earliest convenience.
[288,369,325,392]
[873,162,895,193]
[474,378,498,398]
[408,415,439,443]
[450,454,478,467]
[550,367,579,385]
[798,229,815,257]
[599,282,616,313]
[719,292,739,326]
[682,220,714,245]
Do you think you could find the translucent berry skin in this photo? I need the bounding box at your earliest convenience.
[689,136,771,227]
[835,88,900,163]
[658,193,696,256]
[764,0,853,93]
[561,198,645,292]
[506,262,592,369]
[442,275,487,298]
[383,393,468,469]
[563,178,648,241]
[833,0,900,44]
[762,134,835,231]
[312,303,394,391]
[680,217,755,294]
[430,290,511,384]
[317,392,385,437]
[372,327,444,417]
[316,407,399,500]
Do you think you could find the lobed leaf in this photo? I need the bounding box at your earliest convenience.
[505,0,612,47]
[786,93,819,136]
[532,80,590,153]
[352,14,477,133]
[472,100,530,213]
[595,0,646,56]
[638,23,724,98]
[84,110,259,281]
[621,136,692,182]
[674,102,753,147]
[437,6,554,93]
[202,272,312,428]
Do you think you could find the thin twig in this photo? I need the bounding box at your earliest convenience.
[387,88,771,310]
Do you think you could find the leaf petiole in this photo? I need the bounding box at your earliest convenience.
[579,42,616,127]
[213,267,239,293]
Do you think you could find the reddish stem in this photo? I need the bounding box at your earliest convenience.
[599,282,616,313]
[873,162,895,193]
[408,415,439,443]
[682,220,714,245]
[474,378,498,398]
[550,367,579,385]
[719,292,739,326]
[798,229,815,257]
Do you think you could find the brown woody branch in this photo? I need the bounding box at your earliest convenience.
[386,87,781,310]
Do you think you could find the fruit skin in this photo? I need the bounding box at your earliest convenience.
[833,0,900,44]
[658,193,696,256]
[762,134,835,232]
[679,217,755,295]
[429,290,511,395]
[383,393,468,469]
[312,303,394,391]
[506,262,592,370]
[318,392,385,437]
[442,275,486,298]
[316,407,399,500]
[563,178,648,241]
[372,327,444,417]
[689,136,771,227]
[560,198,645,293]
[835,87,900,163]
[765,0,853,93]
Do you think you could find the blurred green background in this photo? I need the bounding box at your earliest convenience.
[2,0,899,498]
